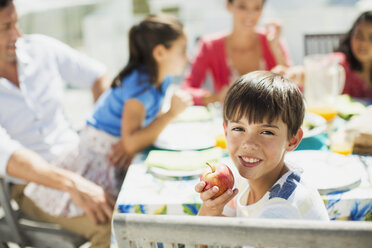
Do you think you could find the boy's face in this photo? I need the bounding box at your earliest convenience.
[224,116,302,183]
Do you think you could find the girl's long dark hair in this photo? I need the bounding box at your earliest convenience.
[111,14,183,88]
[336,11,372,82]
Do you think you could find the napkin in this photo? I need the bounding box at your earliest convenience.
[145,147,222,171]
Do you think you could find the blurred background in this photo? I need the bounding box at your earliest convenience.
[13,0,372,128]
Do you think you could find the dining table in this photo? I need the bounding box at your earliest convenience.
[111,103,372,246]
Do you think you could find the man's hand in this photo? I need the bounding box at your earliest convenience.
[107,141,133,170]
[67,174,116,224]
[7,148,116,225]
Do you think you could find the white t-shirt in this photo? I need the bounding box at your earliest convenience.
[0,34,106,178]
[223,166,329,220]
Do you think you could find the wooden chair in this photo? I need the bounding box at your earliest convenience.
[0,178,87,248]
[113,213,372,248]
[304,33,344,56]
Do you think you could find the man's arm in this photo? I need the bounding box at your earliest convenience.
[91,74,111,102]
[6,148,115,224]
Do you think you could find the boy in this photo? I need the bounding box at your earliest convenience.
[195,71,329,220]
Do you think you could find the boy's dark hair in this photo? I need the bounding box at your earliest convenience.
[111,13,184,88]
[0,0,12,8]
[336,11,372,82]
[223,71,305,140]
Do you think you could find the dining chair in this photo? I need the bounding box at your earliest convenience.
[0,177,87,248]
[304,33,344,56]
[113,213,372,248]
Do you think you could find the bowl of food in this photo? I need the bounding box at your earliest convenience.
[302,112,327,139]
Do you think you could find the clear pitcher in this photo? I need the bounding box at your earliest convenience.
[303,54,345,121]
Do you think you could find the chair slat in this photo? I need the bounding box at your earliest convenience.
[114,213,372,248]
[163,242,176,248]
[304,33,344,56]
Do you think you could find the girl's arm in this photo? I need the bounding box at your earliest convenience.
[91,74,111,102]
[121,91,192,156]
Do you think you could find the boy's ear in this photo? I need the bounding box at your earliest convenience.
[153,44,167,63]
[286,128,303,152]
[223,121,227,136]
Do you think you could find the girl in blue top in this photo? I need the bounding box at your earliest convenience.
[24,14,192,218]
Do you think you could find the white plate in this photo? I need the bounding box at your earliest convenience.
[285,150,362,194]
[302,112,327,139]
[174,106,212,122]
[148,166,203,180]
[154,121,216,150]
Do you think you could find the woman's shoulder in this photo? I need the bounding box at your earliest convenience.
[255,28,269,39]
[198,32,228,47]
[329,52,347,63]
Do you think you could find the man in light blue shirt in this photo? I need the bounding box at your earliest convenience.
[0,1,114,247]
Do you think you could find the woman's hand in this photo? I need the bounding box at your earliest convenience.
[265,21,282,48]
[265,21,291,67]
[271,65,305,87]
[202,86,229,105]
[168,90,193,117]
[195,181,238,216]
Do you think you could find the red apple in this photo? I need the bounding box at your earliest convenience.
[200,162,234,198]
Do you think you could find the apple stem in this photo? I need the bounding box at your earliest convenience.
[206,162,215,173]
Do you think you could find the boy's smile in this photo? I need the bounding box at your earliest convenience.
[239,155,261,168]
[224,116,302,185]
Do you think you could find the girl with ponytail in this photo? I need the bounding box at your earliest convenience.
[24,13,192,218]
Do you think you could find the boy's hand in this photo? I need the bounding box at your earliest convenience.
[195,181,238,216]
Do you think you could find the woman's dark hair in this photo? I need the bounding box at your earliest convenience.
[336,11,372,81]
[0,0,13,8]
[111,13,184,88]
[223,71,304,140]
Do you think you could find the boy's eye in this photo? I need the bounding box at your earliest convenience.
[262,130,274,135]
[231,127,244,132]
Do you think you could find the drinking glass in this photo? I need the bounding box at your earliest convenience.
[303,54,345,122]
[330,130,355,155]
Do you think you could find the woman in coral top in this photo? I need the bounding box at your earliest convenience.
[334,11,372,99]
[181,0,292,105]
